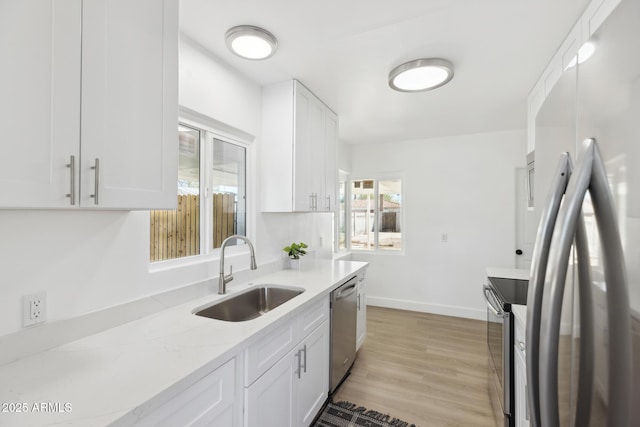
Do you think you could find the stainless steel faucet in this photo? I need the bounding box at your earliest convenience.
[219,234,257,294]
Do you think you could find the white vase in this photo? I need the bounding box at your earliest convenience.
[284,257,301,270]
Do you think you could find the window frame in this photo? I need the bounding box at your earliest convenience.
[347,174,404,254]
[336,170,350,253]
[149,110,255,271]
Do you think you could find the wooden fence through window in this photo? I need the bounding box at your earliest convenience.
[150,193,236,262]
[212,193,236,248]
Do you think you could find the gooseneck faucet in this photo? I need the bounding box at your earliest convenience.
[219,235,258,294]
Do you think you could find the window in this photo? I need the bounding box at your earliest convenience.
[350,178,402,251]
[338,172,348,250]
[211,138,246,249]
[150,123,248,262]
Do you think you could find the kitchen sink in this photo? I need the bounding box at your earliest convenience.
[194,285,304,322]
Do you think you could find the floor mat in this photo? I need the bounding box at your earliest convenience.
[313,400,416,427]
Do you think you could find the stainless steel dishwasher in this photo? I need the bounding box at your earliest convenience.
[329,275,358,394]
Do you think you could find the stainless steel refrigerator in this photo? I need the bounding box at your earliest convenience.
[526,0,640,425]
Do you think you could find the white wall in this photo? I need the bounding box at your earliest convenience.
[338,139,352,173]
[350,130,526,319]
[179,35,261,137]
[0,36,333,338]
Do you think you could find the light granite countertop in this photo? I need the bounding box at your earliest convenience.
[0,259,367,427]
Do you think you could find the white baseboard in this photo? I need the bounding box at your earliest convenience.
[366,296,486,321]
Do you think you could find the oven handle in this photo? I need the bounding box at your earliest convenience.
[483,285,506,318]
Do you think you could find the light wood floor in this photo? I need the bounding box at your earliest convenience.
[333,306,498,427]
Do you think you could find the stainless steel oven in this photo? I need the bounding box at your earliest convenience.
[484,283,513,427]
[484,276,529,427]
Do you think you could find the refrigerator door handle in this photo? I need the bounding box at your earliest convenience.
[573,209,595,427]
[525,152,572,427]
[539,138,631,427]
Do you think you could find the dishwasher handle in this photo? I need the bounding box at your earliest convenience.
[334,282,357,300]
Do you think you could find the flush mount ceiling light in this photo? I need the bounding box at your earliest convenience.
[225,25,278,60]
[388,58,454,92]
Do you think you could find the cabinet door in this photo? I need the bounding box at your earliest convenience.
[356,280,367,351]
[260,80,295,212]
[245,317,297,386]
[0,1,81,208]
[137,358,237,427]
[322,110,338,212]
[581,0,622,38]
[81,0,178,209]
[307,96,325,210]
[293,83,317,211]
[297,321,329,427]
[514,344,529,427]
[245,347,297,427]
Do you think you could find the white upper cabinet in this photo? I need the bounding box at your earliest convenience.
[323,110,338,212]
[581,0,622,37]
[0,0,178,209]
[81,0,178,209]
[261,80,337,212]
[0,1,81,208]
[527,0,621,154]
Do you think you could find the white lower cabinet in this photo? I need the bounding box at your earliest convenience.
[138,297,330,427]
[513,308,529,427]
[515,342,529,427]
[137,357,238,427]
[245,346,297,427]
[297,323,330,426]
[356,273,367,351]
[245,297,330,427]
[245,321,329,427]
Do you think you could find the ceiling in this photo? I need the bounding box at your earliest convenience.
[180,0,589,145]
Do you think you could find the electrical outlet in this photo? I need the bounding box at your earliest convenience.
[441,233,448,243]
[23,292,47,327]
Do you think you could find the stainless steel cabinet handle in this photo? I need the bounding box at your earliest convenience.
[526,152,571,427]
[295,349,301,379]
[90,158,100,205]
[539,139,630,427]
[326,195,331,210]
[308,193,319,210]
[303,344,307,373]
[357,294,361,310]
[66,155,76,205]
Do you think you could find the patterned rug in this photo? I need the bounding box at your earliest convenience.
[313,400,416,427]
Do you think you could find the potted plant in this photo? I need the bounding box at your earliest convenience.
[283,242,308,269]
